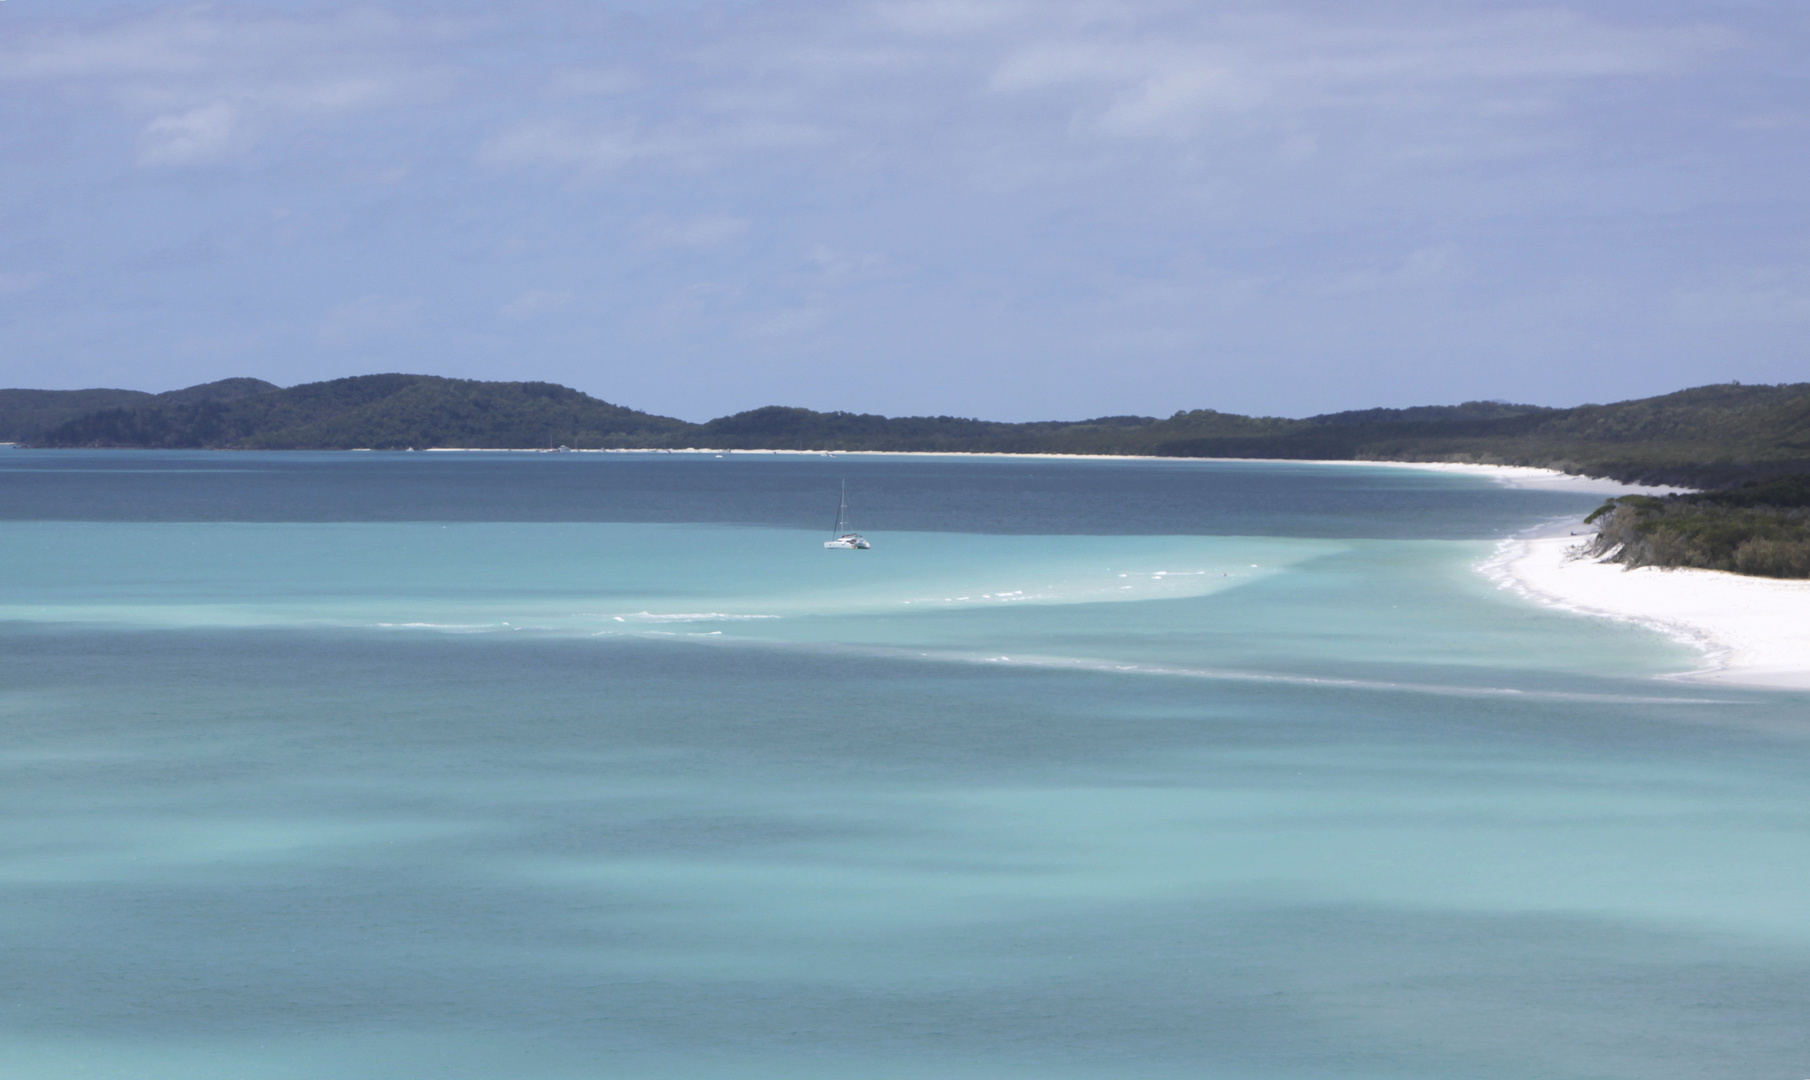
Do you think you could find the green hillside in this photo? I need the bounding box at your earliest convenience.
[25,375,1810,491]
[38,375,687,450]
[0,387,153,441]
[2,378,279,443]
[1124,384,1810,488]
[684,383,1810,488]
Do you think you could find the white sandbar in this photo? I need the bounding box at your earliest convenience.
[251,445,1810,687]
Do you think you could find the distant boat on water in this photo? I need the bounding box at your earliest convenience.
[824,480,871,550]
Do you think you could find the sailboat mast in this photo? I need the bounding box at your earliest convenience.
[833,480,847,535]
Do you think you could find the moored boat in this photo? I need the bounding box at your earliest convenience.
[824,481,871,550]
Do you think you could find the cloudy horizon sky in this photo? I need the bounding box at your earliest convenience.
[1,0,1805,421]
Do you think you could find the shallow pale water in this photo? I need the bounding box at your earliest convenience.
[1,451,1806,1079]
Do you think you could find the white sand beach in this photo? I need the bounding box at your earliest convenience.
[1351,461,1807,691]
[1315,462,1810,692]
[1491,533,1810,691]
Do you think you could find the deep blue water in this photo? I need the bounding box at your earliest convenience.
[1,450,1806,1080]
[0,449,1591,537]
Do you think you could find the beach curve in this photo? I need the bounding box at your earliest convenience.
[1487,532,1810,691]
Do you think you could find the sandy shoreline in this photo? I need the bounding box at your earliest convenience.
[422,446,1683,496]
[25,441,1801,686]
[1489,534,1810,691]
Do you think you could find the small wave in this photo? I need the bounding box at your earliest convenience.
[657,635,1739,705]
[601,611,780,623]
[931,650,1736,704]
[374,621,505,633]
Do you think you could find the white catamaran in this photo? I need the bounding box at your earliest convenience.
[824,481,871,550]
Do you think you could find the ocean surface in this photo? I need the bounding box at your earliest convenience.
[2,450,1807,1080]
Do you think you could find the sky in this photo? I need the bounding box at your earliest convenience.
[0,0,1805,422]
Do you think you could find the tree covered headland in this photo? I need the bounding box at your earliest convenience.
[22,375,685,450]
[1585,477,1810,579]
[14,373,1810,576]
[15,374,1810,484]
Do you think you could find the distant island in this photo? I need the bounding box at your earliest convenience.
[6,373,1810,576]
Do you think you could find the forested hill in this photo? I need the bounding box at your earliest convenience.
[0,378,277,442]
[32,375,689,451]
[1140,382,1810,488]
[21,374,1810,489]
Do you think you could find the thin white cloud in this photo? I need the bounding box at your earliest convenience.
[5,1,1729,180]
[805,245,890,284]
[138,101,240,165]
[477,120,661,173]
[0,6,462,165]
[743,304,828,339]
[636,214,752,249]
[985,9,1733,143]
[544,67,641,98]
[479,114,828,175]
[870,0,1034,36]
[500,290,576,320]
[1327,245,1463,296]
[318,295,424,347]
[458,1,1740,189]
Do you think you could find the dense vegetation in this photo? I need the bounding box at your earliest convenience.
[35,375,686,450]
[1145,383,1810,488]
[24,372,1810,576]
[1,379,277,442]
[1585,476,1810,578]
[0,387,154,441]
[28,376,1810,493]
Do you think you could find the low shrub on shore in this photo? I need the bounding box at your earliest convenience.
[1584,476,1810,578]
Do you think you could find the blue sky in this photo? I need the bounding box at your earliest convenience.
[1,0,1804,421]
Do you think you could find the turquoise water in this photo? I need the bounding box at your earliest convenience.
[2,452,1807,1079]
